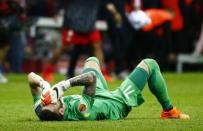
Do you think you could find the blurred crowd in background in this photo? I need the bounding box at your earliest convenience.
[0,0,203,83]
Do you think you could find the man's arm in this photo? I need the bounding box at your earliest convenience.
[41,71,96,105]
[106,3,122,27]
[68,71,96,97]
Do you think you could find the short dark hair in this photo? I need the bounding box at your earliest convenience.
[38,101,63,121]
[38,107,63,121]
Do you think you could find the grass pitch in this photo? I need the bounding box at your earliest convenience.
[0,73,203,131]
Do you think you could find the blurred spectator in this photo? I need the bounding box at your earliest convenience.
[125,0,174,70]
[162,0,187,56]
[5,0,201,77]
[41,0,113,82]
[62,0,104,78]
[179,0,202,53]
[0,29,9,83]
[8,0,27,73]
[0,0,27,82]
[99,0,135,79]
[160,0,203,64]
[63,0,113,80]
[26,0,62,75]
[8,28,27,73]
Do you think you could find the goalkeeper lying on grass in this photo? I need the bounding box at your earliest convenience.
[28,57,189,121]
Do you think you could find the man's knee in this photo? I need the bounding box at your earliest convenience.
[137,60,150,74]
[84,57,101,72]
[143,59,160,73]
[85,57,100,66]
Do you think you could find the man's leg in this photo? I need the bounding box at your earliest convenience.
[42,46,67,82]
[0,45,9,83]
[84,57,101,74]
[128,59,189,119]
[8,31,26,73]
[82,57,108,90]
[136,59,172,110]
[67,45,82,78]
[193,22,203,55]
[93,42,113,82]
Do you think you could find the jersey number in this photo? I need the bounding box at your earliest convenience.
[123,85,134,100]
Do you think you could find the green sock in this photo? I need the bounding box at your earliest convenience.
[144,59,173,110]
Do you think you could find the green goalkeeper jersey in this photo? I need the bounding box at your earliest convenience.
[33,59,145,121]
[32,57,173,121]
[33,67,144,121]
[62,68,144,120]
[62,91,131,120]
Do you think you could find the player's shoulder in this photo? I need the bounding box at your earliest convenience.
[62,95,82,102]
[70,95,83,99]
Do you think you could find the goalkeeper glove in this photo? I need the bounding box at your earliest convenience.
[41,80,71,105]
[41,89,57,105]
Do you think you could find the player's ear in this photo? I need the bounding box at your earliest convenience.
[59,107,65,115]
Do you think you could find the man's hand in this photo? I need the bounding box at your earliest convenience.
[41,80,71,106]
[106,3,122,26]
[40,71,96,105]
[41,89,58,106]
[128,10,151,30]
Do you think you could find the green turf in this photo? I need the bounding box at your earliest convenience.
[0,73,203,131]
